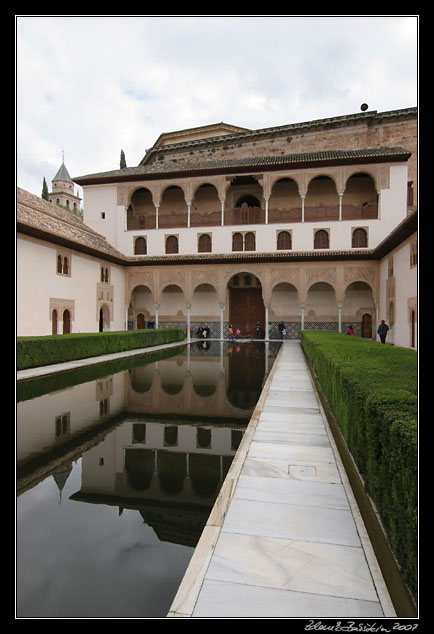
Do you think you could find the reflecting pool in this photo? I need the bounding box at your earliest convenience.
[16,340,280,618]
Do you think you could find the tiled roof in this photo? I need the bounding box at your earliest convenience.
[53,161,73,182]
[74,146,411,186]
[17,187,126,263]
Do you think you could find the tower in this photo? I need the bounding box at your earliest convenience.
[49,159,82,215]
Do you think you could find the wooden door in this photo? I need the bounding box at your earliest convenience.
[229,287,265,336]
[362,313,372,338]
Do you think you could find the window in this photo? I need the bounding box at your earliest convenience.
[165,235,179,254]
[277,231,292,250]
[232,231,256,252]
[134,237,147,255]
[352,228,368,248]
[232,232,243,251]
[56,251,70,275]
[245,232,256,251]
[314,229,329,249]
[198,234,212,253]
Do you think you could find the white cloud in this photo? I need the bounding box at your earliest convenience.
[16,15,418,197]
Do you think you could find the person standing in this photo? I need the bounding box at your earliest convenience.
[377,320,389,344]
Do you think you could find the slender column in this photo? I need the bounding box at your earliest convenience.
[339,193,343,221]
[219,304,225,341]
[375,303,379,340]
[154,304,159,329]
[187,202,191,228]
[265,303,269,342]
[264,197,269,225]
[301,195,305,222]
[220,200,225,226]
[338,303,342,332]
[301,304,305,330]
[155,204,159,229]
[186,304,191,341]
[125,304,128,331]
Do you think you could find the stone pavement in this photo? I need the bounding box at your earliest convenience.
[167,340,395,619]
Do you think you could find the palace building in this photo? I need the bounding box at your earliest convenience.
[17,106,417,348]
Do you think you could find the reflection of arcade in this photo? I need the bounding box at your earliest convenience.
[227,342,266,409]
[73,420,245,547]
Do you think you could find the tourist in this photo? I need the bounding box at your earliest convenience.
[278,322,285,339]
[228,324,234,342]
[346,324,355,336]
[377,320,389,344]
[255,322,262,339]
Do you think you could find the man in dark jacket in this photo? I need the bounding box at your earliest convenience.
[377,320,389,344]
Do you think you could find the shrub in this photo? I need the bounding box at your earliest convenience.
[300,330,417,599]
[17,328,185,370]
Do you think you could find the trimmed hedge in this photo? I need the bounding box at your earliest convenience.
[17,328,185,370]
[300,330,417,599]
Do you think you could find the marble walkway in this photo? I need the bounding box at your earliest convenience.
[167,340,396,619]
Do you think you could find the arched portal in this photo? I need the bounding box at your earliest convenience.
[63,309,71,334]
[270,282,300,338]
[228,273,264,337]
[130,285,154,328]
[343,281,375,336]
[99,304,110,332]
[52,309,58,335]
[305,282,338,330]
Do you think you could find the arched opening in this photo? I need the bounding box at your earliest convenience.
[343,173,378,219]
[362,313,373,338]
[191,283,219,337]
[352,228,368,248]
[99,304,110,332]
[165,235,179,254]
[269,177,302,222]
[228,272,264,337]
[198,234,212,252]
[191,183,220,226]
[130,285,154,329]
[225,175,264,224]
[277,231,292,250]
[159,186,187,228]
[134,236,147,255]
[314,229,329,249]
[160,284,185,327]
[63,309,71,334]
[137,313,145,329]
[128,187,155,230]
[52,309,58,335]
[343,282,375,336]
[305,176,339,221]
[305,282,337,329]
[270,282,299,338]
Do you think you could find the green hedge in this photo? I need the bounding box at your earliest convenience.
[300,330,417,599]
[17,328,185,370]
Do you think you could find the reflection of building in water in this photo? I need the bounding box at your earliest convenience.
[126,341,271,418]
[18,347,271,545]
[74,419,244,546]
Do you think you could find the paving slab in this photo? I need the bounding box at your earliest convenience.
[168,341,395,619]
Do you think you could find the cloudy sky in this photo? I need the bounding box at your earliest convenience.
[16,15,418,199]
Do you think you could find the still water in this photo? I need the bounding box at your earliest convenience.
[16,340,280,618]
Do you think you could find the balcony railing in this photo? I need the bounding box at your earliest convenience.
[126,202,378,231]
